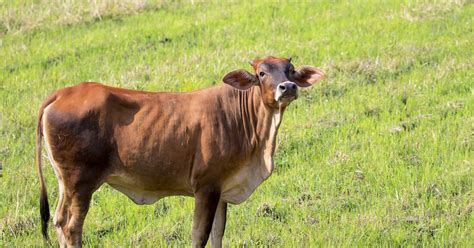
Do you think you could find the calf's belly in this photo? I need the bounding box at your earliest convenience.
[105,172,192,205]
[105,152,193,205]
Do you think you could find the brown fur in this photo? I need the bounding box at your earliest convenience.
[36,56,324,247]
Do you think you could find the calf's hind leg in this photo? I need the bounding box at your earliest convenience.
[62,187,94,248]
[53,188,68,247]
[59,165,103,248]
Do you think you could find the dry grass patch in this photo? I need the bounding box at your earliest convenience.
[0,0,169,35]
[399,0,468,22]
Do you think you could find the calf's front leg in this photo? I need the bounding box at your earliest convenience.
[192,187,220,248]
[211,201,227,248]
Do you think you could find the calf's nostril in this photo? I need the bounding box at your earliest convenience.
[279,84,286,91]
[291,84,297,90]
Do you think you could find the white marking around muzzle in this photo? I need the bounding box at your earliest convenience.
[274,81,299,101]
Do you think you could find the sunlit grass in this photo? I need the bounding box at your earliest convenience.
[1,0,472,246]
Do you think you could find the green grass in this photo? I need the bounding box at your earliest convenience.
[1,0,473,246]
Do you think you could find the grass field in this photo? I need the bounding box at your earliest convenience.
[1,0,473,246]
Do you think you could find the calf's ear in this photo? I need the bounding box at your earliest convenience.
[223,70,259,90]
[293,66,325,87]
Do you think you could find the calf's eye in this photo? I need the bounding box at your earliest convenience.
[259,71,266,77]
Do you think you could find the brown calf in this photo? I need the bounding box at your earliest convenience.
[36,56,324,247]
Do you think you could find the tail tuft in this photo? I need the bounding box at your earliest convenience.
[40,191,50,239]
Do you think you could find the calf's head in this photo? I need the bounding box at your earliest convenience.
[223,56,325,108]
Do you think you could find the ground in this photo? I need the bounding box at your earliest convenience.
[0,0,473,246]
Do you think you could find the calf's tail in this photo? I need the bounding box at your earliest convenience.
[36,94,57,240]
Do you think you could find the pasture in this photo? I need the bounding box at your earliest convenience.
[1,0,472,246]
